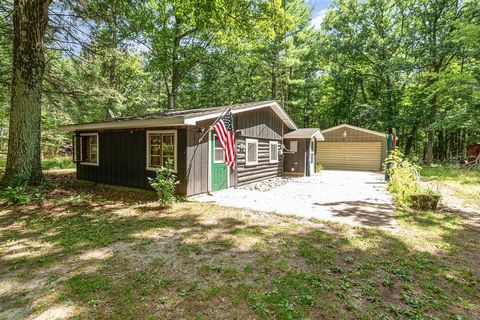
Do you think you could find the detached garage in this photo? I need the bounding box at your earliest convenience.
[317,124,387,171]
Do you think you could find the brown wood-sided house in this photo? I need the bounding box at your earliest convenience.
[61,101,324,197]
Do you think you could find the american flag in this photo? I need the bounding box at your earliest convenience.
[213,110,236,169]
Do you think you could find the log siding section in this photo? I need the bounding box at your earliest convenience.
[234,108,284,186]
[236,138,283,185]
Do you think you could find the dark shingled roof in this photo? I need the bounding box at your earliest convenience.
[60,100,298,131]
[73,101,276,125]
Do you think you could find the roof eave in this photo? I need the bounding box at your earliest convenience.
[59,117,186,132]
[284,131,324,141]
[322,124,386,137]
[314,132,325,141]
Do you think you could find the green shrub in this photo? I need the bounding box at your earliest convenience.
[385,150,420,205]
[1,186,31,205]
[315,163,323,172]
[0,176,48,205]
[148,167,179,207]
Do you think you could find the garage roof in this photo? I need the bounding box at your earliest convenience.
[284,128,324,141]
[322,124,386,138]
[60,100,297,132]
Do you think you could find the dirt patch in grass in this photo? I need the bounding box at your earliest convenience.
[421,166,480,212]
[0,170,479,319]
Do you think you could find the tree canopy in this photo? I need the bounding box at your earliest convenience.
[0,0,478,167]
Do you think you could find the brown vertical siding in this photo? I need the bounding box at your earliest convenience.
[235,108,283,140]
[76,128,189,195]
[283,139,307,175]
[185,121,212,196]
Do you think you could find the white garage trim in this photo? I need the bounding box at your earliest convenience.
[322,124,386,138]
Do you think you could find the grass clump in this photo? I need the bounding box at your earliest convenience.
[42,157,75,170]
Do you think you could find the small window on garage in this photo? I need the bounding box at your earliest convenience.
[79,133,99,165]
[246,139,258,166]
[269,141,279,163]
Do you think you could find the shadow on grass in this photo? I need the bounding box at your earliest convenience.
[0,171,479,319]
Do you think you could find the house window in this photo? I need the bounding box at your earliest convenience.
[214,135,224,163]
[245,139,258,166]
[79,133,99,165]
[147,130,177,172]
[269,141,279,163]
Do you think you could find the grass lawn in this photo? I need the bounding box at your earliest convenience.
[0,155,74,173]
[421,166,480,210]
[1,170,479,319]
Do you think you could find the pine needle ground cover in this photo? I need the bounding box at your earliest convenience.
[0,171,479,319]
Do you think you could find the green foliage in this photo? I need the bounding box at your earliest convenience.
[385,151,421,205]
[42,157,75,170]
[1,186,32,205]
[148,167,179,206]
[0,185,45,205]
[315,163,323,172]
[1,0,478,170]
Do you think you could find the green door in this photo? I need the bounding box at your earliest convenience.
[211,131,228,191]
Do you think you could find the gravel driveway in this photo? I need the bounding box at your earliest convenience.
[191,170,396,229]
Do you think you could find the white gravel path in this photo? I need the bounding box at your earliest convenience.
[190,170,397,230]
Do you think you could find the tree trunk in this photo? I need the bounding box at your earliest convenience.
[168,16,181,110]
[425,130,434,165]
[404,125,417,156]
[107,0,118,112]
[437,129,444,161]
[270,61,276,100]
[2,0,50,186]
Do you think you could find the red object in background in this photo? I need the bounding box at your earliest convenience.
[467,143,480,163]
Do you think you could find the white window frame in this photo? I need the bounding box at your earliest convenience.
[213,134,225,164]
[310,140,315,164]
[79,133,99,166]
[146,130,177,173]
[245,138,258,166]
[269,141,279,163]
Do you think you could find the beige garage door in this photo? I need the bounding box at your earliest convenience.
[317,142,382,171]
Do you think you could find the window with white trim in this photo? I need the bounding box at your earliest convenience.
[214,135,225,163]
[147,130,177,171]
[245,139,258,165]
[79,133,99,165]
[269,141,279,163]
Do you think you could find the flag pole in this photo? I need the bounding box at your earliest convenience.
[201,102,234,196]
[198,102,234,144]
